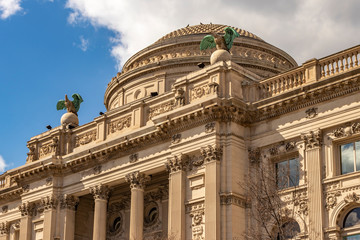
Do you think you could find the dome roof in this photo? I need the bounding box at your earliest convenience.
[155,24,264,43]
[104,24,298,110]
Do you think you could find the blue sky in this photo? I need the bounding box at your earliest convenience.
[0,0,359,172]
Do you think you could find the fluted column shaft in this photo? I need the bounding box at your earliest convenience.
[126,171,149,240]
[90,185,110,240]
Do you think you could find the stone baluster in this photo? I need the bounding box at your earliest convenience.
[90,184,110,240]
[165,154,188,240]
[201,145,222,240]
[125,171,150,240]
[41,195,58,240]
[60,194,79,240]
[301,129,324,239]
[18,202,35,240]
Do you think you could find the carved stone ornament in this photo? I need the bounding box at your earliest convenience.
[90,184,110,200]
[344,192,360,204]
[108,197,131,214]
[22,184,30,192]
[144,185,169,203]
[75,130,96,148]
[305,107,318,119]
[0,221,9,235]
[18,202,36,217]
[129,153,138,163]
[60,194,79,210]
[165,154,189,173]
[171,133,181,144]
[191,155,205,167]
[200,145,222,162]
[301,129,321,149]
[331,122,360,139]
[294,199,308,215]
[190,210,205,240]
[125,171,150,190]
[50,137,60,156]
[41,195,58,210]
[46,177,53,186]
[1,206,8,213]
[268,141,296,156]
[39,137,59,158]
[205,122,215,133]
[108,116,131,135]
[325,191,341,211]
[26,145,36,162]
[190,210,204,226]
[148,100,175,120]
[173,87,185,107]
[93,165,102,175]
[248,147,261,163]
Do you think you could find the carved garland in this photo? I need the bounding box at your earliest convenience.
[75,130,97,147]
[148,100,175,120]
[108,116,131,135]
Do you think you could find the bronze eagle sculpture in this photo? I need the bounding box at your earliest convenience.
[200,27,240,51]
[56,94,83,116]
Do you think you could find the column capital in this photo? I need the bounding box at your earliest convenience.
[60,194,79,210]
[41,195,58,210]
[201,145,222,162]
[0,221,9,235]
[301,129,322,149]
[125,171,150,190]
[165,154,189,173]
[18,202,36,217]
[90,184,110,200]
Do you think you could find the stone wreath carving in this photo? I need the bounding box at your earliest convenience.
[325,191,341,211]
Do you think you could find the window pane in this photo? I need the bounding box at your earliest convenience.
[341,143,355,174]
[345,235,360,240]
[277,161,288,189]
[355,141,360,172]
[289,158,299,187]
[344,208,360,228]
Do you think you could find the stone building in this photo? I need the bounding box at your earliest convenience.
[0,23,359,240]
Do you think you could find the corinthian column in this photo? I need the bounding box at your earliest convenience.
[202,145,222,240]
[302,129,324,239]
[0,221,10,240]
[125,171,149,240]
[90,184,110,240]
[165,154,188,240]
[42,195,58,240]
[18,202,35,240]
[60,194,79,240]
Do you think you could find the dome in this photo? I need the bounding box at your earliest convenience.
[104,24,297,110]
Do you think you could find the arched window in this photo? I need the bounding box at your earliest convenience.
[277,221,300,240]
[343,207,360,239]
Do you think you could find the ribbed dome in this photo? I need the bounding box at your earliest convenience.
[156,24,264,43]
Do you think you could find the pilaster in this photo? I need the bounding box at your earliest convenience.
[42,195,58,240]
[18,202,35,240]
[0,221,9,240]
[301,129,324,239]
[202,145,222,240]
[165,154,188,240]
[60,194,79,240]
[125,171,150,240]
[90,184,110,240]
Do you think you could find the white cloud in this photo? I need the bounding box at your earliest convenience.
[79,35,89,51]
[0,155,7,173]
[0,0,22,19]
[65,0,360,69]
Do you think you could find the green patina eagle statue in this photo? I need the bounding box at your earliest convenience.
[200,27,240,51]
[56,94,83,116]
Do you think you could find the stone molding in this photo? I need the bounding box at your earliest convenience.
[201,145,222,163]
[18,202,36,217]
[248,147,261,164]
[325,191,341,211]
[108,115,131,135]
[301,129,321,149]
[220,193,248,208]
[205,122,215,133]
[165,154,189,173]
[0,221,9,235]
[125,171,150,190]
[330,122,360,139]
[75,130,97,148]
[344,192,360,204]
[90,184,110,200]
[41,195,58,210]
[148,100,175,120]
[60,194,79,210]
[268,141,296,156]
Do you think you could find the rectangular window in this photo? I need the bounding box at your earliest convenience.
[276,158,299,189]
[340,141,360,175]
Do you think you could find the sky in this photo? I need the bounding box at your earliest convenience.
[0,0,359,173]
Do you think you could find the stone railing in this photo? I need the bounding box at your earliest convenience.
[258,66,306,99]
[259,45,360,99]
[319,45,359,79]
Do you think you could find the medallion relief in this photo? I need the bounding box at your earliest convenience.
[108,116,131,135]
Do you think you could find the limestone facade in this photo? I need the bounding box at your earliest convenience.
[0,24,360,240]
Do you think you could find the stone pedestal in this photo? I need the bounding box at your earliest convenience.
[90,185,110,240]
[126,171,149,240]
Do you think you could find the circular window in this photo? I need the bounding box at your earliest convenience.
[108,214,123,236]
[144,202,159,227]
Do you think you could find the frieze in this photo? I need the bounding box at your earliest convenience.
[125,171,150,190]
[301,129,321,149]
[75,130,97,147]
[344,192,360,204]
[268,141,296,156]
[148,100,175,120]
[108,116,131,135]
[190,82,218,102]
[330,122,360,139]
[325,191,341,211]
